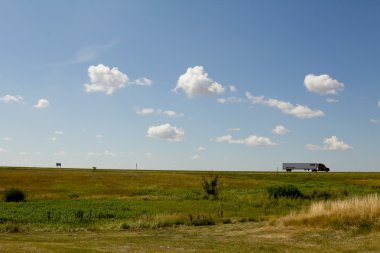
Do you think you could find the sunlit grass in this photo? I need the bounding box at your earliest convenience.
[281,194,380,229]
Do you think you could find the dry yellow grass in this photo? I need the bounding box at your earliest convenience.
[281,194,380,229]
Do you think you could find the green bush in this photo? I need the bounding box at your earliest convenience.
[267,185,303,199]
[3,188,26,202]
[202,175,219,200]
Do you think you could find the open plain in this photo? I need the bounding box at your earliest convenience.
[1,167,380,252]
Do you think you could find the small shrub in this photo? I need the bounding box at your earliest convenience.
[202,175,219,200]
[267,185,303,199]
[5,223,20,233]
[308,189,334,200]
[189,214,215,226]
[121,223,131,230]
[3,188,26,202]
[68,193,79,199]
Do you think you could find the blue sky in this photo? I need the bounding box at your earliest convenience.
[0,0,379,171]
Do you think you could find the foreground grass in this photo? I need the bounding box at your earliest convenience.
[1,223,380,253]
[281,194,380,230]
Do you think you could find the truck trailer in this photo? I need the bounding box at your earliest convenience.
[282,163,330,172]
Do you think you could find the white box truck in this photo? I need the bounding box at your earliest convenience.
[282,163,330,172]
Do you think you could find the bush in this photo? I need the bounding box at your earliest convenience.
[3,188,26,202]
[267,185,303,199]
[68,193,79,199]
[202,175,219,200]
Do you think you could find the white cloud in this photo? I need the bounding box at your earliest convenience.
[323,136,352,150]
[147,123,184,142]
[246,92,324,119]
[84,64,128,95]
[132,77,153,87]
[272,125,290,135]
[307,136,352,151]
[162,110,184,118]
[370,119,379,124]
[136,107,155,115]
[104,150,116,156]
[0,95,23,104]
[3,137,12,141]
[50,137,57,142]
[228,128,240,132]
[96,134,103,139]
[34,99,50,109]
[229,85,237,92]
[174,66,225,97]
[326,98,339,103]
[217,98,227,104]
[135,107,184,117]
[304,74,344,95]
[378,101,380,107]
[54,130,64,135]
[306,144,321,151]
[216,134,276,147]
[197,146,206,152]
[217,96,244,104]
[0,148,8,154]
[190,154,203,160]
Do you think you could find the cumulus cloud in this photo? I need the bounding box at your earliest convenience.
[326,98,339,103]
[217,96,244,104]
[162,110,184,118]
[0,95,23,104]
[370,119,379,124]
[136,107,155,115]
[54,130,64,135]
[96,134,103,139]
[34,99,50,109]
[246,92,324,119]
[272,125,290,135]
[378,101,380,107]
[132,77,153,87]
[3,137,12,141]
[216,134,276,147]
[0,148,8,154]
[84,64,128,95]
[147,123,184,142]
[190,154,203,160]
[174,66,225,97]
[307,136,352,151]
[104,150,116,156]
[135,107,184,117]
[304,74,344,95]
[197,146,206,152]
[229,85,237,92]
[49,137,57,142]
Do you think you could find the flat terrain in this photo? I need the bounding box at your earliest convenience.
[1,167,380,252]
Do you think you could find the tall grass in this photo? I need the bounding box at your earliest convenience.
[281,194,380,229]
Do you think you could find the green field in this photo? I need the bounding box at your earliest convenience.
[1,167,380,252]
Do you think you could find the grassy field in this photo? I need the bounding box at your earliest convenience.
[1,167,380,252]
